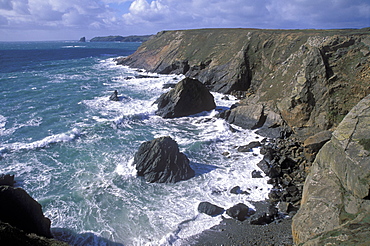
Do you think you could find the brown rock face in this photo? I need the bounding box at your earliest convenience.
[292,94,370,245]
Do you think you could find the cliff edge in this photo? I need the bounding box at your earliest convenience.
[292,94,370,245]
[118,28,370,138]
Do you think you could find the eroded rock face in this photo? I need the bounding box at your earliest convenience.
[292,94,370,245]
[119,28,370,138]
[0,186,52,238]
[155,77,216,118]
[133,136,195,183]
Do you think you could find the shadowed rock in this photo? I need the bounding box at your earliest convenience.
[226,203,255,221]
[133,136,195,183]
[0,174,15,186]
[198,202,224,216]
[155,77,216,118]
[0,186,52,238]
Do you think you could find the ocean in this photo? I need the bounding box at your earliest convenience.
[0,41,271,245]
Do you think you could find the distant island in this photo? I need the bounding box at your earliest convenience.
[90,35,152,42]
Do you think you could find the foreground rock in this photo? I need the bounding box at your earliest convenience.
[155,77,216,118]
[0,221,68,246]
[292,94,370,245]
[0,186,52,238]
[0,174,15,186]
[133,136,195,183]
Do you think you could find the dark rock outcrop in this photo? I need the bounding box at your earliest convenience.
[226,203,255,221]
[237,141,261,152]
[155,77,216,118]
[133,136,195,183]
[0,174,15,186]
[0,221,68,246]
[292,94,370,245]
[251,170,263,178]
[0,186,52,238]
[109,90,119,101]
[79,37,86,42]
[198,202,224,216]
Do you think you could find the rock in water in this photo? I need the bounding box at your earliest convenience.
[0,174,15,186]
[0,186,52,238]
[109,90,119,101]
[133,136,195,183]
[155,77,216,118]
[198,202,224,216]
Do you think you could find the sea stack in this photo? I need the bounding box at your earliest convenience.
[133,136,195,183]
[155,77,216,118]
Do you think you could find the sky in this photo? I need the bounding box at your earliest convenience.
[0,0,369,41]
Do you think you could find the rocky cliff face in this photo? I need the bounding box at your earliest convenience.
[292,94,370,245]
[118,28,370,138]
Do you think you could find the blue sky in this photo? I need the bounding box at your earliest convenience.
[0,0,369,41]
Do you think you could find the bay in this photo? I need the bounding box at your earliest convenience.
[0,41,271,245]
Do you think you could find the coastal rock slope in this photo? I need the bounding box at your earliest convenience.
[292,94,370,245]
[118,28,370,138]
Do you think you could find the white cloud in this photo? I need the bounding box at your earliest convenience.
[0,0,369,41]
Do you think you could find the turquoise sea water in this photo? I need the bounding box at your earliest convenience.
[0,41,271,245]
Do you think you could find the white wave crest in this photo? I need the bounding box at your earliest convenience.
[1,128,81,152]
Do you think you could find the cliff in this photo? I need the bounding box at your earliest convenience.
[292,94,370,245]
[90,35,152,42]
[118,28,370,138]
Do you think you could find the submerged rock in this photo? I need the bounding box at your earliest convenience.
[155,77,216,118]
[0,186,52,238]
[133,136,195,183]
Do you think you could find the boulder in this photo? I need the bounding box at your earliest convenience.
[198,202,224,216]
[251,170,263,178]
[0,186,52,238]
[109,90,119,101]
[133,136,195,183]
[155,77,216,118]
[226,203,255,221]
[0,174,15,186]
[237,141,261,152]
[303,130,332,162]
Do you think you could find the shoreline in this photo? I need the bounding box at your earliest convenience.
[187,216,293,246]
[183,200,294,246]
